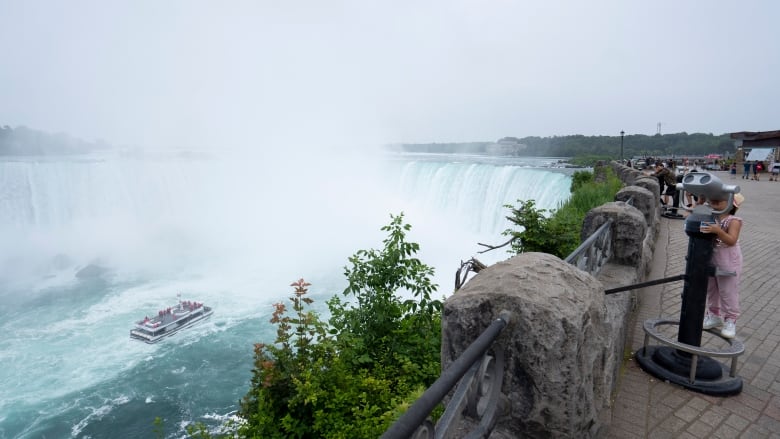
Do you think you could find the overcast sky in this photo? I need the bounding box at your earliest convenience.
[1,0,778,149]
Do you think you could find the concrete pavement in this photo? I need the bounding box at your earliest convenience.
[607,172,780,438]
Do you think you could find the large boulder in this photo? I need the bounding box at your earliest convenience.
[611,163,644,186]
[633,176,661,209]
[615,185,655,228]
[442,253,609,438]
[581,202,647,268]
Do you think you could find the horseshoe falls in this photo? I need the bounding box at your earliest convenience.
[0,151,573,438]
[394,155,572,235]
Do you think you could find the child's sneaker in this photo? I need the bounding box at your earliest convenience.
[702,314,723,329]
[721,320,737,339]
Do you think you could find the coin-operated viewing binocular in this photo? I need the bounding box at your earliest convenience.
[678,172,740,214]
[635,170,745,396]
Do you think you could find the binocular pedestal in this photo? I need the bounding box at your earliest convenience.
[635,210,743,396]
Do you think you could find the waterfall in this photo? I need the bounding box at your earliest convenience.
[395,157,572,235]
[0,153,574,289]
[0,150,576,439]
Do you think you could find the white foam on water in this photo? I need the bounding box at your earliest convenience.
[198,411,247,437]
[70,395,131,438]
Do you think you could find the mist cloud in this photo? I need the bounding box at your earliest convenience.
[1,0,779,148]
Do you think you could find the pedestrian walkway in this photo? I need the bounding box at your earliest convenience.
[607,173,780,438]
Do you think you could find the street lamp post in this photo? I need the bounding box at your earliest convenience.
[620,130,625,164]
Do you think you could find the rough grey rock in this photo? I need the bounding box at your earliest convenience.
[595,263,638,425]
[615,185,654,228]
[442,253,609,438]
[581,203,647,267]
[632,176,661,209]
[615,167,644,186]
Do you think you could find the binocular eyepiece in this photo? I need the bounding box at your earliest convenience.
[677,172,740,214]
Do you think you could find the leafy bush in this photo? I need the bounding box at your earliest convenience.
[329,213,440,372]
[503,165,622,258]
[238,213,443,438]
[570,170,593,192]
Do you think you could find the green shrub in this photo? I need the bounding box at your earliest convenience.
[238,213,443,438]
[329,213,440,371]
[570,170,593,192]
[504,166,622,258]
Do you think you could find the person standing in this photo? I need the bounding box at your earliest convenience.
[730,163,737,179]
[650,163,676,206]
[742,161,751,179]
[701,193,745,339]
[770,161,780,181]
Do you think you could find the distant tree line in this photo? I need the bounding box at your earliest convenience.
[392,132,736,158]
[4,125,737,158]
[0,125,108,155]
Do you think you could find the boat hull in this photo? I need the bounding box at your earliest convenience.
[130,306,213,344]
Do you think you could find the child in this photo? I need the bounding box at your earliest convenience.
[701,193,744,338]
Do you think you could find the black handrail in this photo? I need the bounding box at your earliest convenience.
[381,310,512,439]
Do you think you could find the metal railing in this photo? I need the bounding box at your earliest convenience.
[563,196,633,276]
[381,311,512,439]
[564,219,613,276]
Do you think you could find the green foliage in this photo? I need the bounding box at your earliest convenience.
[502,200,556,254]
[331,213,440,369]
[564,171,622,214]
[239,279,334,437]
[153,417,164,439]
[503,166,623,258]
[566,155,613,168]
[569,170,593,192]
[238,214,443,438]
[186,422,219,438]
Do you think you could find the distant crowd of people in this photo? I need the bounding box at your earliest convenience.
[624,156,780,184]
[624,156,727,171]
[740,160,780,181]
[631,159,778,211]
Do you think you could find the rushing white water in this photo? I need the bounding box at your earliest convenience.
[0,150,573,438]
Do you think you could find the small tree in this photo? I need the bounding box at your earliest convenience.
[329,213,440,372]
[502,199,561,255]
[239,213,444,437]
[239,279,334,437]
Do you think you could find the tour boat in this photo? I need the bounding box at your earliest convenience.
[130,294,213,343]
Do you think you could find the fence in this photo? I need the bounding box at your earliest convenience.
[381,311,511,439]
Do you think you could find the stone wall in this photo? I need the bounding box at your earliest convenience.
[441,162,658,438]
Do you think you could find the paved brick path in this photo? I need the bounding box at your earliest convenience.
[607,172,780,438]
